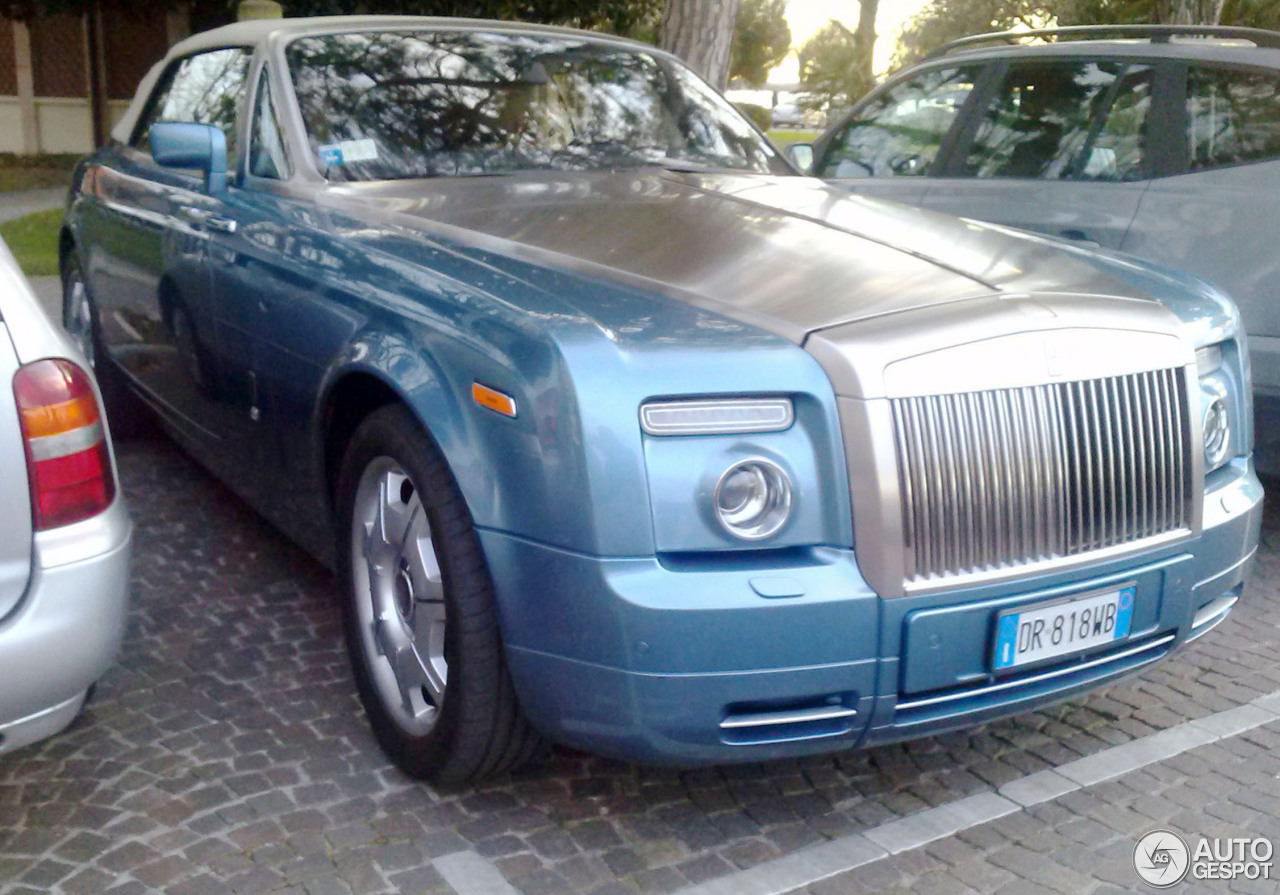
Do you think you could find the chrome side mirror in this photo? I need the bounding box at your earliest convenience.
[784,142,815,175]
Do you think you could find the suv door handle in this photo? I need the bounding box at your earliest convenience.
[1060,229,1100,248]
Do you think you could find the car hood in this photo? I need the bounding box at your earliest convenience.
[320,170,1156,345]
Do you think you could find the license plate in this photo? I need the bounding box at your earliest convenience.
[992,584,1135,671]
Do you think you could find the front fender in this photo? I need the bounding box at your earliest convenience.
[313,314,658,559]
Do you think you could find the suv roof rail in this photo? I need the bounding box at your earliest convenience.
[927,24,1280,59]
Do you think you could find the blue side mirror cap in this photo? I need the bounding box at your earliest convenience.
[149,122,227,193]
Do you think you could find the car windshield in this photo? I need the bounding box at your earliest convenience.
[286,30,786,181]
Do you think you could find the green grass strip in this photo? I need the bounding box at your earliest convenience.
[1,208,63,277]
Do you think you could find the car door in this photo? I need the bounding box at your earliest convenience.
[79,47,252,440]
[1121,60,1280,467]
[923,58,1164,251]
[813,64,984,206]
[203,65,347,544]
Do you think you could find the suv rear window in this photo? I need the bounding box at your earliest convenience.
[1187,65,1280,171]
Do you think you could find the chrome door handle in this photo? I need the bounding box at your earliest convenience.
[179,205,211,223]
[179,206,237,234]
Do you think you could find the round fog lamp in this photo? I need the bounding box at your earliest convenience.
[714,459,792,540]
[1203,395,1230,469]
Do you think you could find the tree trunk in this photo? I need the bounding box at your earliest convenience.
[660,0,740,90]
[1160,0,1226,24]
[852,0,879,96]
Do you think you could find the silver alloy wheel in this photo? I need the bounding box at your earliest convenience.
[349,457,448,736]
[65,275,95,368]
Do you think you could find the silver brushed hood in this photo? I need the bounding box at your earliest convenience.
[321,170,1157,346]
[322,169,1198,600]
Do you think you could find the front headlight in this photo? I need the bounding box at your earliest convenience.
[713,459,793,540]
[1202,390,1230,470]
[1197,343,1233,474]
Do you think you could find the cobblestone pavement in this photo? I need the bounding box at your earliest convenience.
[785,715,1280,895]
[2,431,1280,895]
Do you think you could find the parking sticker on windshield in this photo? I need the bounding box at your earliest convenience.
[318,138,378,167]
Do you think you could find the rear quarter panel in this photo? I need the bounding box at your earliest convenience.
[0,239,58,618]
[0,318,32,620]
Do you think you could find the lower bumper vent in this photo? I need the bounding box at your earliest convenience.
[720,695,858,746]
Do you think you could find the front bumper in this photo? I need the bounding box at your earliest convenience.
[484,463,1262,766]
[0,499,131,755]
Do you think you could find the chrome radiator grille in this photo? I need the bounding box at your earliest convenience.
[891,368,1191,582]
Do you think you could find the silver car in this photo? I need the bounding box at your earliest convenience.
[0,237,131,754]
[794,25,1280,471]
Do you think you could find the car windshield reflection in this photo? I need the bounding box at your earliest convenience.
[286,30,786,181]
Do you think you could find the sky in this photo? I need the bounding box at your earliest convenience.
[770,0,933,83]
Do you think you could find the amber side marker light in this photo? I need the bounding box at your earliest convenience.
[472,382,517,418]
[13,358,116,529]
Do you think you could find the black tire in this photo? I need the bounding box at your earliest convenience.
[62,256,149,439]
[334,404,543,783]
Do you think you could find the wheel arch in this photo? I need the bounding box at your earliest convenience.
[320,369,405,507]
[57,225,76,280]
[315,346,469,521]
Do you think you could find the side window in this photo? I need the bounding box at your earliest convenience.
[1187,65,1280,171]
[815,66,978,178]
[249,69,292,180]
[964,62,1152,182]
[131,47,252,171]
[1084,67,1153,181]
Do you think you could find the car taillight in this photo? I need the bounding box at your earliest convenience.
[13,358,115,530]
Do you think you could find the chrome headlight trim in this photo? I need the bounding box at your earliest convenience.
[1195,344,1223,377]
[640,398,794,436]
[712,458,793,540]
[1202,391,1230,471]
[1197,343,1233,473]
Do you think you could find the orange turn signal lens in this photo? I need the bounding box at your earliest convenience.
[20,395,100,439]
[13,358,115,530]
[472,382,517,418]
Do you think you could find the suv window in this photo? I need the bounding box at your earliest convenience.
[131,47,252,170]
[815,66,978,178]
[1187,65,1280,171]
[249,69,291,180]
[964,61,1153,182]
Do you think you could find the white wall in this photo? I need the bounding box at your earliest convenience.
[0,96,129,154]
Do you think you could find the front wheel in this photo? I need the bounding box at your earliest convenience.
[334,405,543,783]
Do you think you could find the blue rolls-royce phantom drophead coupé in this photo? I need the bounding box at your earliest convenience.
[61,16,1262,782]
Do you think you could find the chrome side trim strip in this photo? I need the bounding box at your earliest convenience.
[719,705,858,730]
[895,634,1177,712]
[1186,594,1239,643]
